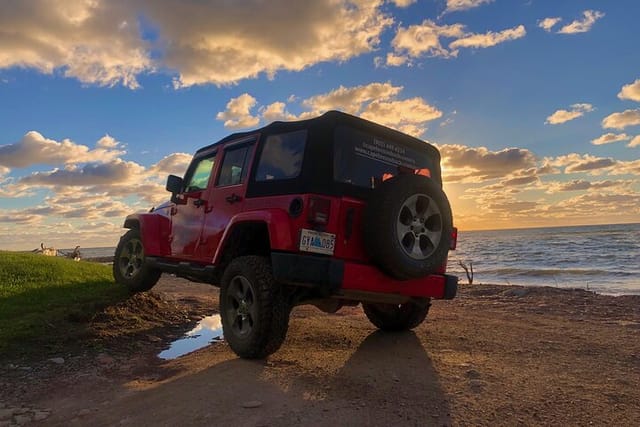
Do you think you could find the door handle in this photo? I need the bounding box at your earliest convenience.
[225,194,242,204]
[193,199,206,207]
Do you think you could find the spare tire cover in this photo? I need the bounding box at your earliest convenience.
[363,174,453,280]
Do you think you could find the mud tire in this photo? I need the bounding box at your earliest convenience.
[113,229,161,293]
[363,174,453,280]
[220,256,290,359]
[362,299,431,331]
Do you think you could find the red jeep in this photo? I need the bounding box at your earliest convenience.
[114,111,458,358]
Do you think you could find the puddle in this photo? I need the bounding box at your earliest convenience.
[158,314,223,360]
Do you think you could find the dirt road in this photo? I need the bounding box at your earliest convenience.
[2,276,639,426]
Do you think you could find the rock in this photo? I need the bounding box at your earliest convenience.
[14,414,32,426]
[241,400,263,409]
[34,411,51,421]
[49,357,65,365]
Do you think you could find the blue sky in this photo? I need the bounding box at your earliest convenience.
[1,0,639,250]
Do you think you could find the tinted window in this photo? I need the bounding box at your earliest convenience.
[333,126,433,188]
[255,130,307,181]
[218,145,251,186]
[185,156,215,192]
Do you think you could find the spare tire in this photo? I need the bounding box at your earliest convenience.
[363,174,453,280]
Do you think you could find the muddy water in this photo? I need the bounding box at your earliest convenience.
[158,314,223,360]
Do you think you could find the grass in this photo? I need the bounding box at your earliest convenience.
[0,251,129,354]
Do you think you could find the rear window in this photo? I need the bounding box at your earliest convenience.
[333,126,433,188]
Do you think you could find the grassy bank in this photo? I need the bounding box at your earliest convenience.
[0,251,128,354]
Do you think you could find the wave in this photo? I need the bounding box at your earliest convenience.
[477,267,629,277]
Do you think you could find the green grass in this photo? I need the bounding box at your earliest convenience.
[0,251,128,354]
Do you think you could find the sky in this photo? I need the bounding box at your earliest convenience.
[0,0,639,250]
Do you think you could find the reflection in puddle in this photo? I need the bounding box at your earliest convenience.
[158,314,223,360]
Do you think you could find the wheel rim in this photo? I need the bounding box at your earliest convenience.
[118,237,144,279]
[396,193,442,260]
[225,275,257,338]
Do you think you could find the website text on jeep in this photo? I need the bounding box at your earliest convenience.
[114,111,458,359]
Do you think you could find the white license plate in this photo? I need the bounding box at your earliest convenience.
[299,229,336,255]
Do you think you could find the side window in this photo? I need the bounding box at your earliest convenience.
[217,145,251,186]
[255,130,307,181]
[184,156,216,192]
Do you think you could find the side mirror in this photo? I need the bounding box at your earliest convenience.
[166,174,183,193]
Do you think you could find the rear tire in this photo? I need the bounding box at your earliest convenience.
[362,299,430,331]
[220,256,290,359]
[113,229,161,293]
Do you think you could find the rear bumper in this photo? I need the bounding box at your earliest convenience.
[271,252,457,300]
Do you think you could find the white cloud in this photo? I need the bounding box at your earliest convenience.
[545,103,594,125]
[618,79,640,102]
[558,10,605,35]
[360,98,442,136]
[19,160,144,187]
[215,94,260,129]
[302,82,402,114]
[591,133,630,146]
[629,135,640,148]
[438,144,537,181]
[260,102,297,123]
[449,25,526,50]
[602,109,640,130]
[390,0,416,7]
[0,131,125,168]
[549,153,617,174]
[444,0,493,13]
[538,17,562,32]
[147,153,192,177]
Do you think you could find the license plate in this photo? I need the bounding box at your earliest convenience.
[299,229,336,255]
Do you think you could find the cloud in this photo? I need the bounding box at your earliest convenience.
[0,0,152,89]
[449,25,526,50]
[216,82,442,137]
[147,153,192,177]
[558,10,605,35]
[545,103,593,125]
[215,94,260,129]
[151,0,393,87]
[602,109,640,130]
[538,17,562,32]
[0,1,393,88]
[0,131,126,168]
[546,179,631,193]
[629,136,640,148]
[591,133,630,146]
[438,144,537,181]
[550,153,617,173]
[444,0,493,13]
[618,79,640,102]
[19,160,144,187]
[389,20,525,64]
[390,0,416,7]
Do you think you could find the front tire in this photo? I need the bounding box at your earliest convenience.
[113,229,161,293]
[362,299,431,331]
[220,256,290,359]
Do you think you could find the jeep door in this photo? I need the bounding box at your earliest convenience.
[196,137,257,261]
[169,148,218,260]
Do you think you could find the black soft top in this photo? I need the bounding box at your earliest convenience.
[196,110,441,162]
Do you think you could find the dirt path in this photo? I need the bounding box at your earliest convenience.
[2,276,639,426]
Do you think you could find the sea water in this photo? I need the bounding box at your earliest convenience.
[448,223,640,295]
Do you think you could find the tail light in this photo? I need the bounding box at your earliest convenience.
[308,197,331,225]
[450,227,458,250]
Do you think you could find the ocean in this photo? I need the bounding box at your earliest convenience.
[76,223,640,296]
[448,223,640,296]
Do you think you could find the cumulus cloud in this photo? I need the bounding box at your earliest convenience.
[215,94,261,129]
[0,0,393,88]
[538,17,562,32]
[602,109,640,130]
[628,136,640,148]
[438,144,537,181]
[389,20,524,63]
[618,79,640,102]
[545,103,593,125]
[216,82,442,137]
[449,25,526,50]
[147,153,192,177]
[390,0,416,7]
[550,153,617,174]
[0,131,125,168]
[444,0,493,13]
[591,133,630,146]
[546,179,631,193]
[19,160,144,187]
[558,10,605,34]
[0,0,152,88]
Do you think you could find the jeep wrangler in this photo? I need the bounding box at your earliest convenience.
[114,110,458,359]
